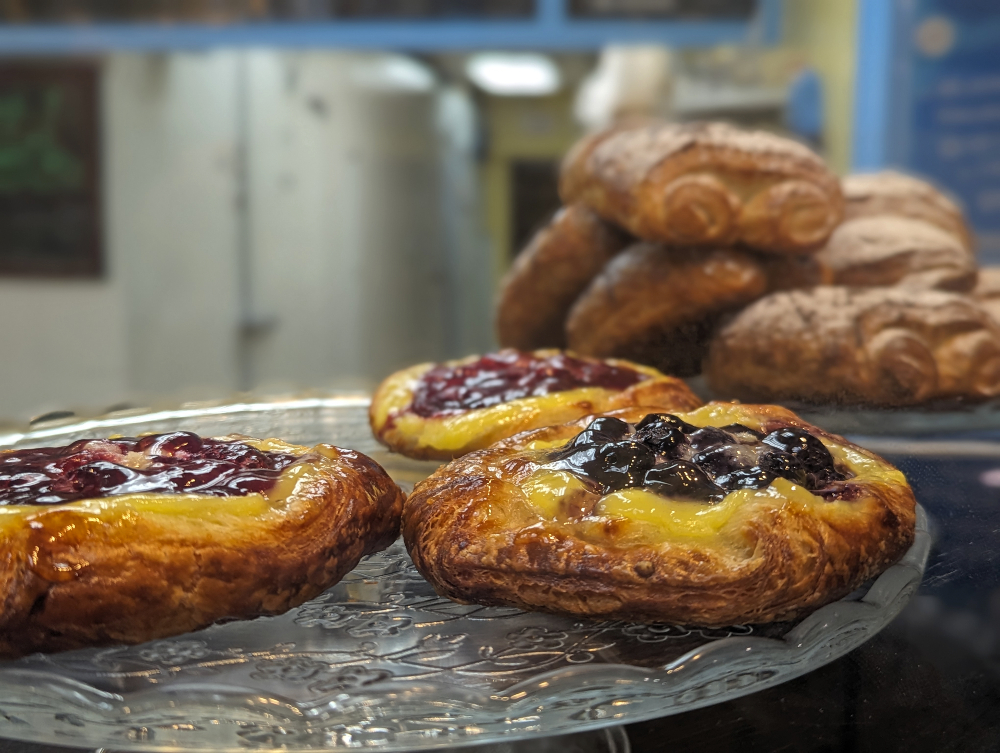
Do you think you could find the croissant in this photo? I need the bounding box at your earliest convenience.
[496,205,632,350]
[560,121,843,254]
[843,170,973,250]
[973,267,1000,326]
[815,216,976,292]
[706,287,1000,406]
[566,242,768,377]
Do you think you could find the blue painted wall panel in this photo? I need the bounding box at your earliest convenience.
[853,0,1000,258]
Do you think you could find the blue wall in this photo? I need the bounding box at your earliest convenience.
[853,0,1000,259]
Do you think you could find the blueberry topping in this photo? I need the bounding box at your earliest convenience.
[548,416,854,504]
[762,428,836,474]
[552,440,654,492]
[687,426,733,453]
[635,419,689,457]
[758,449,809,486]
[690,443,758,477]
[560,430,607,452]
[636,413,696,433]
[643,462,725,502]
[716,467,776,491]
[584,417,631,442]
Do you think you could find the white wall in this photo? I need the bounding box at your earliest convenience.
[105,53,243,400]
[0,50,493,424]
[0,278,128,422]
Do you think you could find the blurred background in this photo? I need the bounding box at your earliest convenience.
[0,0,996,424]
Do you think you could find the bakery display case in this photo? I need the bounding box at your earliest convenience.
[0,396,930,751]
[3,2,1000,752]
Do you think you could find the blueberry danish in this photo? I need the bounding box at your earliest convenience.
[404,403,915,625]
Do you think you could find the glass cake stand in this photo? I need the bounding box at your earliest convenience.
[0,397,930,751]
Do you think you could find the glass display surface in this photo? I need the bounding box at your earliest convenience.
[0,397,928,751]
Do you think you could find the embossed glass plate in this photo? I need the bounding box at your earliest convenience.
[0,397,930,751]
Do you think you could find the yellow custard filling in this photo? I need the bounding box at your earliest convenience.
[520,469,591,519]
[391,386,626,453]
[595,487,743,538]
[516,406,906,541]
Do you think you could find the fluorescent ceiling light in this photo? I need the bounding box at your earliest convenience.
[465,53,561,97]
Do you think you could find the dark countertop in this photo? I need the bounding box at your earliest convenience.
[627,450,1000,752]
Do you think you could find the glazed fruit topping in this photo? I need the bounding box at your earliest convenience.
[547,414,849,502]
[409,350,647,417]
[0,432,298,506]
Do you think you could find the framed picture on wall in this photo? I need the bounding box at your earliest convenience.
[0,62,102,277]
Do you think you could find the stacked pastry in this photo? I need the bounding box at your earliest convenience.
[497,120,1000,407]
[708,171,1000,406]
[497,120,843,378]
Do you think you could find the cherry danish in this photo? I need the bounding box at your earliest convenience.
[370,349,702,460]
[0,432,404,658]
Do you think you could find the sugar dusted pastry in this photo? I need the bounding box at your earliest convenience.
[497,204,632,350]
[973,267,1000,326]
[404,403,915,625]
[560,121,844,254]
[370,349,701,460]
[566,242,768,377]
[706,287,1000,406]
[843,170,973,250]
[0,433,404,658]
[816,216,976,292]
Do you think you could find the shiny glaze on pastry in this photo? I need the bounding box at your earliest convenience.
[370,349,702,460]
[566,243,768,377]
[843,170,973,251]
[560,121,843,255]
[404,403,915,625]
[707,286,1000,406]
[0,432,297,505]
[0,434,404,658]
[497,204,632,350]
[816,216,976,292]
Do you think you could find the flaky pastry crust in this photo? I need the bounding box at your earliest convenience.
[370,351,702,461]
[497,205,632,350]
[972,267,1000,327]
[706,287,1000,406]
[560,121,843,254]
[0,438,404,658]
[566,242,769,377]
[403,403,916,626]
[816,216,976,292]
[843,171,973,251]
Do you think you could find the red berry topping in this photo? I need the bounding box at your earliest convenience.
[409,350,647,418]
[0,432,298,506]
